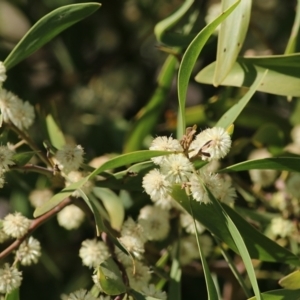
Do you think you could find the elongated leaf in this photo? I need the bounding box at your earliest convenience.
[248,288,300,300]
[154,0,194,46]
[5,288,19,300]
[216,70,267,129]
[177,0,240,137]
[45,114,65,150]
[221,157,300,173]
[93,187,124,231]
[123,56,177,153]
[205,188,261,300]
[4,3,101,69]
[279,270,300,290]
[96,257,126,295]
[195,54,300,97]
[285,0,300,54]
[130,290,163,300]
[34,150,170,217]
[214,0,251,85]
[168,242,181,300]
[12,152,35,166]
[190,204,218,300]
[171,185,300,265]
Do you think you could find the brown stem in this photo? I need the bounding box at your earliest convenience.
[6,123,52,167]
[11,164,54,177]
[0,197,72,260]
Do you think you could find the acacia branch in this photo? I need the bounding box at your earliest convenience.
[0,197,72,260]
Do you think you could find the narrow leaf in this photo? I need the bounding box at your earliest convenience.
[168,242,181,300]
[221,157,300,173]
[285,0,300,54]
[177,0,240,137]
[4,3,101,69]
[45,114,65,149]
[248,288,300,300]
[214,0,251,85]
[279,270,300,290]
[216,70,268,129]
[195,54,300,97]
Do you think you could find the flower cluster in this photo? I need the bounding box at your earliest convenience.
[0,145,15,188]
[143,126,235,206]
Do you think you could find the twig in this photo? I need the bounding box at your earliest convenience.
[0,197,72,260]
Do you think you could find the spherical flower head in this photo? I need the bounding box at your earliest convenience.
[154,194,178,210]
[190,171,222,204]
[79,239,110,268]
[61,289,97,300]
[0,264,22,294]
[138,205,170,241]
[149,136,183,165]
[142,169,171,202]
[126,261,151,291]
[140,284,167,300]
[57,204,85,230]
[286,173,300,199]
[0,172,5,189]
[0,228,9,243]
[0,61,7,84]
[160,154,194,184]
[216,176,236,205]
[29,188,53,208]
[121,217,146,244]
[15,237,41,266]
[3,212,31,238]
[55,144,84,174]
[0,89,20,125]
[248,148,278,187]
[180,212,205,234]
[19,101,35,130]
[270,217,295,238]
[189,127,231,161]
[0,145,15,172]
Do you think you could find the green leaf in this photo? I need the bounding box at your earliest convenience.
[221,157,300,173]
[4,3,101,70]
[12,152,35,166]
[168,242,181,300]
[123,56,177,152]
[154,0,194,47]
[214,0,251,85]
[45,114,66,150]
[96,257,126,295]
[171,185,300,265]
[248,288,300,300]
[93,187,124,231]
[284,0,300,54]
[5,288,19,300]
[279,270,300,290]
[205,187,261,300]
[195,54,300,97]
[216,70,267,129]
[79,190,105,236]
[34,150,170,217]
[189,203,218,300]
[130,289,164,300]
[177,0,240,137]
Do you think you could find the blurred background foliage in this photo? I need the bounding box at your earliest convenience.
[0,0,300,299]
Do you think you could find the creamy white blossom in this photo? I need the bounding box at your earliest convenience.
[79,239,110,268]
[149,136,183,165]
[286,173,300,199]
[3,212,31,238]
[0,264,22,294]
[248,148,278,187]
[217,176,237,205]
[138,205,170,241]
[61,289,97,300]
[55,145,84,174]
[270,217,295,238]
[15,237,41,266]
[126,261,151,291]
[141,284,167,300]
[189,127,231,161]
[0,89,20,125]
[160,154,194,184]
[57,204,85,230]
[0,228,9,243]
[142,169,171,202]
[180,212,205,234]
[0,172,5,189]
[11,100,35,130]
[0,145,15,172]
[0,61,7,84]
[29,188,53,208]
[154,194,178,210]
